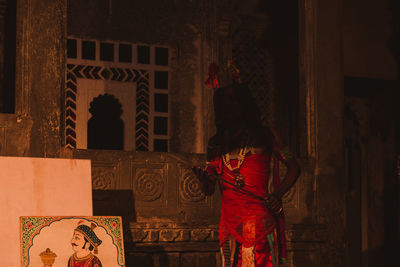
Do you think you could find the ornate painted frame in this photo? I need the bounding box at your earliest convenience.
[20,216,125,267]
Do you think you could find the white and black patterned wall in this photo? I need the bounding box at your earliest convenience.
[65,38,170,152]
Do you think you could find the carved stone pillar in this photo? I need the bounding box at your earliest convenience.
[298,0,346,266]
[17,0,67,157]
[0,0,66,157]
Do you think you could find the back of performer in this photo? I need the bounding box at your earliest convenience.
[193,82,300,267]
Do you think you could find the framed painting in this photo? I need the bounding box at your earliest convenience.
[20,216,125,267]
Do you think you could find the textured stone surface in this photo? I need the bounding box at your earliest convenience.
[0,0,368,265]
[298,0,347,266]
[180,252,217,267]
[68,0,218,154]
[159,253,180,267]
[180,253,200,267]
[0,0,67,158]
[0,114,32,156]
[24,0,66,157]
[126,253,154,267]
[74,150,221,224]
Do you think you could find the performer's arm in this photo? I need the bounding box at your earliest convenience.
[272,146,301,199]
[265,129,301,213]
[192,164,218,196]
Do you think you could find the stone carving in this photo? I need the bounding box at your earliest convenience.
[92,168,117,190]
[135,170,164,202]
[131,229,149,242]
[179,169,205,203]
[159,230,190,242]
[130,225,218,243]
[190,229,212,242]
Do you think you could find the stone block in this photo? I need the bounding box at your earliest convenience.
[180,253,198,267]
[159,229,180,242]
[148,230,160,242]
[131,229,149,242]
[198,253,217,267]
[159,229,191,242]
[126,253,154,267]
[190,229,211,241]
[159,253,180,267]
[180,252,217,267]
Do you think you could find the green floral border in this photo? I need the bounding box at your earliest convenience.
[20,216,125,267]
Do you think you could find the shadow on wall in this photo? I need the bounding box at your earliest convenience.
[88,93,124,150]
[93,189,136,259]
[93,190,171,267]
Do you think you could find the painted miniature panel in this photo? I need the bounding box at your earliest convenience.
[20,216,125,267]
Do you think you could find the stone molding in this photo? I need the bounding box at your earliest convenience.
[130,222,219,243]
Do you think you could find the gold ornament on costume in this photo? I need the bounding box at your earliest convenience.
[222,147,251,188]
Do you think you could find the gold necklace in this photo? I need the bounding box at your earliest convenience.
[222,147,250,188]
[222,147,247,171]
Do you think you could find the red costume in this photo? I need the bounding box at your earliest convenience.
[68,253,103,267]
[207,150,283,267]
[201,80,292,266]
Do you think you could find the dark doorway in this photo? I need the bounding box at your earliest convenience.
[0,0,16,113]
[87,93,124,150]
[344,76,399,266]
[344,103,363,267]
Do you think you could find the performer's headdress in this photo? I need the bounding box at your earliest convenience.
[75,221,102,254]
[205,61,273,160]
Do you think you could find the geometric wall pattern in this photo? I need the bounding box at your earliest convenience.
[65,38,170,151]
[65,64,150,150]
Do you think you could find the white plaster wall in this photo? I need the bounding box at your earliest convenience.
[0,156,92,267]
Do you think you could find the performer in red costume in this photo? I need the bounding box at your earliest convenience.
[193,78,300,267]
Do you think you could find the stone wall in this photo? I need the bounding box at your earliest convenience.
[72,149,221,266]
[68,0,219,154]
[0,0,66,157]
[0,0,363,266]
[71,149,321,266]
[342,0,397,79]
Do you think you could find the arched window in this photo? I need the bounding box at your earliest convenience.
[65,38,170,151]
[87,94,124,150]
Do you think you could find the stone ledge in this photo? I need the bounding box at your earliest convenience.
[125,241,220,253]
[128,223,327,244]
[285,224,327,242]
[130,226,219,243]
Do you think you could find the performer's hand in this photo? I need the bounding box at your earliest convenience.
[264,193,283,216]
[192,166,216,195]
[192,166,209,181]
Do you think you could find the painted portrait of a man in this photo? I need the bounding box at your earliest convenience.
[68,221,103,267]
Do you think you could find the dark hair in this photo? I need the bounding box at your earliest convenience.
[207,82,273,160]
[84,237,94,251]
